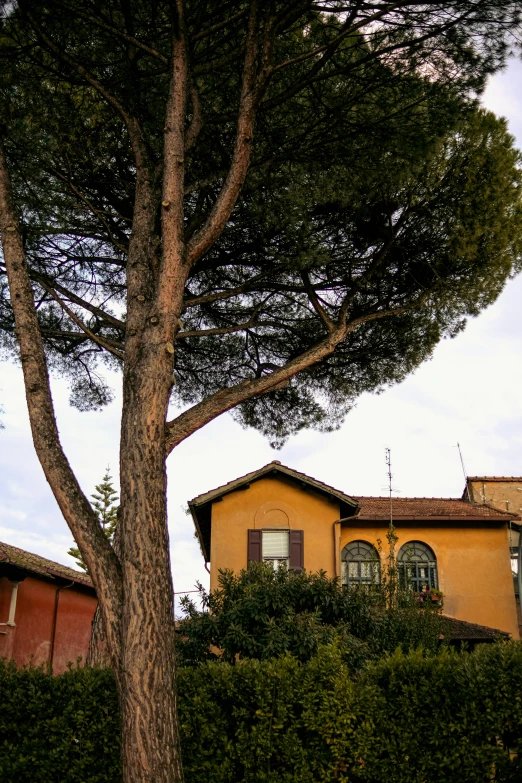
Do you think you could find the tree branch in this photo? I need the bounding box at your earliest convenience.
[165,299,425,453]
[177,309,261,339]
[40,282,125,360]
[0,137,123,675]
[155,0,189,324]
[301,271,335,332]
[192,8,247,42]
[184,81,204,152]
[48,0,169,64]
[186,0,267,266]
[24,7,150,171]
[183,269,275,308]
[31,272,126,331]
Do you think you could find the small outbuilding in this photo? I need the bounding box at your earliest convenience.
[0,541,97,673]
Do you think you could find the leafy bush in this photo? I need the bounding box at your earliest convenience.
[178,643,522,783]
[176,563,442,668]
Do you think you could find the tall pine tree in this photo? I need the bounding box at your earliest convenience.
[68,469,118,572]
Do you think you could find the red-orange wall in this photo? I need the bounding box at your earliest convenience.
[0,575,97,673]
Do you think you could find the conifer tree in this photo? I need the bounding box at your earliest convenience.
[68,468,118,572]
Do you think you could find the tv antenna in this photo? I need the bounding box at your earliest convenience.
[456,442,470,500]
[385,447,393,525]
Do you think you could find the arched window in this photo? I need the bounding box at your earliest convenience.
[398,541,438,592]
[341,540,380,587]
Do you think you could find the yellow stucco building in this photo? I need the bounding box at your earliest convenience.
[189,461,520,639]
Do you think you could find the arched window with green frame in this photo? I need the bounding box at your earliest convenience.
[398,541,438,592]
[341,540,380,588]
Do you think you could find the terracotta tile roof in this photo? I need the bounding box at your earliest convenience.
[467,476,522,482]
[190,461,358,509]
[440,616,510,641]
[0,540,93,588]
[352,496,517,520]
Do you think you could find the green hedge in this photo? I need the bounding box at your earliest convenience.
[0,660,120,783]
[179,643,522,783]
[1,643,522,782]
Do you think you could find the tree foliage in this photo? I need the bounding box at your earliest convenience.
[68,469,118,571]
[177,563,443,668]
[1,3,522,780]
[1,2,521,444]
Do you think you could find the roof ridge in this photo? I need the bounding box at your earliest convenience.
[354,495,473,501]
[467,476,522,481]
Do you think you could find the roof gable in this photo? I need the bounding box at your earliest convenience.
[189,461,359,563]
[189,461,359,509]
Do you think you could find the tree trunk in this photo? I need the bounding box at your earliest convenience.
[87,519,121,667]
[86,605,110,668]
[116,318,184,781]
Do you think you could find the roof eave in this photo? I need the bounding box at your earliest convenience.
[354,515,513,523]
[188,501,209,564]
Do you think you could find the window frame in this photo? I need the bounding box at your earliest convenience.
[261,528,290,570]
[341,540,381,588]
[397,540,438,592]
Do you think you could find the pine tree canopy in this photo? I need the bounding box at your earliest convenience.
[1,1,522,445]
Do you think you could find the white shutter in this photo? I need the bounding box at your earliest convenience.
[262,530,289,559]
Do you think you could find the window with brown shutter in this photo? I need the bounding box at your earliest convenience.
[248,529,304,570]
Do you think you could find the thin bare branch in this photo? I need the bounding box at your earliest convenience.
[31,272,126,331]
[192,8,247,41]
[177,310,261,339]
[40,282,125,360]
[183,268,276,308]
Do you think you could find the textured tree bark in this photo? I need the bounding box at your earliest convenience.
[87,521,122,667]
[118,417,183,783]
[113,14,188,776]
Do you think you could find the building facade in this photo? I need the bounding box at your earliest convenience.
[465,476,522,634]
[0,541,97,673]
[189,461,520,639]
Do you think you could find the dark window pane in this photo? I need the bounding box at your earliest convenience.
[341,540,380,587]
[397,541,438,591]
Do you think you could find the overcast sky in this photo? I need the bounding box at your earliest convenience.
[1,57,522,601]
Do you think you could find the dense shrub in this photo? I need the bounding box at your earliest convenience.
[360,643,522,783]
[0,659,120,783]
[2,642,522,783]
[176,563,442,668]
[178,643,522,783]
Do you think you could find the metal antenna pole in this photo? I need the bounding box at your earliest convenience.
[457,442,470,500]
[385,447,393,526]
